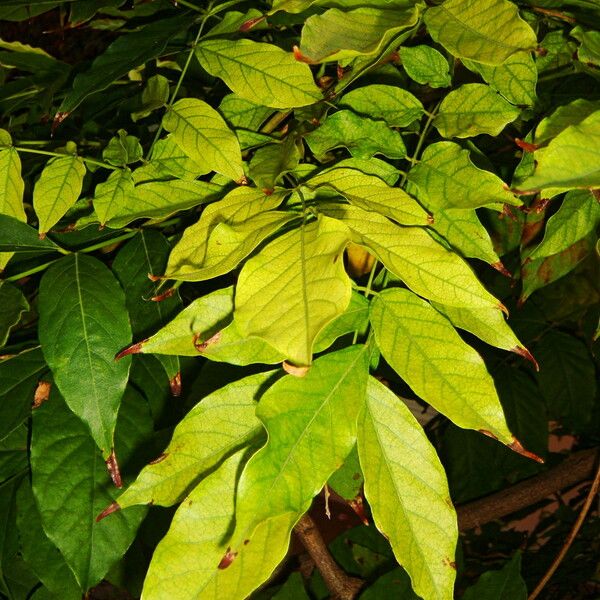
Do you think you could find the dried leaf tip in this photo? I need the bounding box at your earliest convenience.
[106,449,123,488]
[150,287,176,302]
[513,346,539,371]
[292,45,314,64]
[147,273,162,282]
[349,496,369,526]
[193,331,222,353]
[491,261,512,278]
[239,15,265,31]
[218,548,238,569]
[508,438,544,464]
[498,302,509,316]
[96,501,121,522]
[514,138,539,153]
[52,111,69,134]
[115,340,146,360]
[169,372,182,397]
[283,361,310,377]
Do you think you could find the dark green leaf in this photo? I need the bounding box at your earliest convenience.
[0,214,61,255]
[462,552,526,600]
[0,281,28,348]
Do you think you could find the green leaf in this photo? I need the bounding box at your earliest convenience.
[463,52,537,107]
[118,371,272,508]
[106,179,223,229]
[164,187,287,281]
[361,568,419,600]
[131,74,169,122]
[407,142,520,210]
[249,138,301,190]
[462,552,526,600]
[219,94,274,130]
[93,167,135,226]
[326,157,400,185]
[535,331,597,430]
[0,214,61,255]
[299,6,420,63]
[162,98,244,182]
[358,377,457,600]
[16,481,81,599]
[230,346,370,552]
[195,38,321,109]
[58,14,189,115]
[572,26,600,67]
[423,0,537,65]
[33,154,86,236]
[0,424,28,485]
[435,84,520,138]
[339,84,424,127]
[235,215,351,366]
[0,347,46,442]
[38,254,132,457]
[328,445,363,501]
[370,288,513,443]
[516,110,600,191]
[102,129,143,167]
[306,167,429,226]
[305,110,406,160]
[31,387,150,590]
[326,204,501,310]
[273,573,311,600]
[0,144,25,271]
[0,281,28,348]
[0,476,19,597]
[529,190,600,260]
[399,45,451,88]
[534,99,600,146]
[142,449,296,600]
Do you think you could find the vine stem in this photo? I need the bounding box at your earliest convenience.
[12,146,118,171]
[528,463,600,600]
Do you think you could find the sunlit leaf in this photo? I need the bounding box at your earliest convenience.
[533,99,600,145]
[102,129,143,167]
[399,45,451,88]
[249,137,301,190]
[0,139,25,271]
[358,377,457,600]
[93,167,135,226]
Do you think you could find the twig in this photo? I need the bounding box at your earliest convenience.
[528,462,600,600]
[532,6,576,23]
[294,514,363,600]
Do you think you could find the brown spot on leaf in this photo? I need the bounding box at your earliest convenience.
[38,232,47,240]
[426,213,435,225]
[443,558,457,570]
[193,331,222,353]
[115,340,147,360]
[106,449,123,488]
[169,372,182,396]
[263,188,274,196]
[149,453,168,465]
[150,287,175,302]
[282,361,310,377]
[237,175,249,186]
[218,548,238,569]
[96,501,121,522]
[243,539,250,545]
[508,438,544,463]
[512,346,539,371]
[33,380,52,408]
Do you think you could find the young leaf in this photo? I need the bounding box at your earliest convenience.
[235,215,351,366]
[230,346,370,553]
[462,552,526,600]
[102,129,143,167]
[0,142,25,271]
[117,371,272,508]
[0,281,29,348]
[196,38,321,109]
[162,98,244,182]
[370,288,513,443]
[407,142,520,210]
[142,449,296,600]
[33,154,86,236]
[299,6,420,63]
[399,45,451,88]
[306,167,429,226]
[423,0,537,65]
[326,204,501,310]
[435,84,520,138]
[358,377,457,600]
[38,254,132,457]
[93,167,135,226]
[305,110,406,160]
[31,388,149,590]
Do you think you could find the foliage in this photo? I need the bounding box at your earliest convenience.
[0,1,599,599]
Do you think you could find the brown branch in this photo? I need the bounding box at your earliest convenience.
[457,447,599,531]
[294,514,364,600]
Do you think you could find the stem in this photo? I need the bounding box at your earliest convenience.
[528,463,600,600]
[13,146,119,171]
[174,0,203,12]
[260,110,291,135]
[79,230,139,254]
[4,259,60,282]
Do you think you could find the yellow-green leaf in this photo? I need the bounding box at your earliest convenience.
[93,168,135,226]
[0,142,25,271]
[370,288,513,443]
[358,377,457,600]
[162,98,244,182]
[399,45,451,88]
[195,38,321,109]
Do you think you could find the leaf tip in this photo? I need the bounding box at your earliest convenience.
[193,331,222,353]
[218,548,238,570]
[52,111,69,134]
[106,449,123,488]
[96,501,121,522]
[38,231,47,240]
[498,302,509,316]
[293,45,315,64]
[147,273,162,282]
[349,496,369,526]
[491,261,512,278]
[512,346,539,371]
[115,340,146,360]
[239,15,265,31]
[283,361,310,377]
[508,438,544,464]
[169,372,182,396]
[514,138,539,153]
[150,287,176,302]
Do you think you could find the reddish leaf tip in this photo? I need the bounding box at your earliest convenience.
[508,438,545,464]
[498,302,509,316]
[115,340,146,360]
[491,261,512,278]
[515,138,539,153]
[218,548,238,569]
[96,501,121,522]
[478,429,498,441]
[147,273,162,282]
[239,15,265,31]
[52,111,69,134]
[282,361,310,377]
[150,287,176,302]
[349,496,369,526]
[513,346,539,371]
[169,372,182,397]
[293,45,314,64]
[106,450,123,488]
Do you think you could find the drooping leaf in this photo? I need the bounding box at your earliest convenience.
[31,388,150,590]
[424,0,537,65]
[0,214,61,255]
[435,84,520,138]
[235,215,351,366]
[38,254,132,457]
[399,45,451,88]
[407,141,520,210]
[326,204,501,310]
[117,371,272,508]
[0,281,28,348]
[358,377,457,600]
[529,190,600,260]
[514,110,600,191]
[102,129,143,167]
[16,480,81,600]
[162,98,244,182]
[58,14,190,115]
[299,6,420,63]
[164,187,287,281]
[463,52,537,107]
[229,345,370,553]
[305,110,406,160]
[93,167,135,226]
[0,140,25,271]
[142,449,296,600]
[339,84,424,127]
[462,552,526,600]
[33,154,86,236]
[370,288,513,443]
[306,167,429,226]
[195,38,321,109]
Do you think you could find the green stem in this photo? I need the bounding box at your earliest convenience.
[13,146,118,171]
[4,259,59,282]
[78,230,139,254]
[174,0,204,12]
